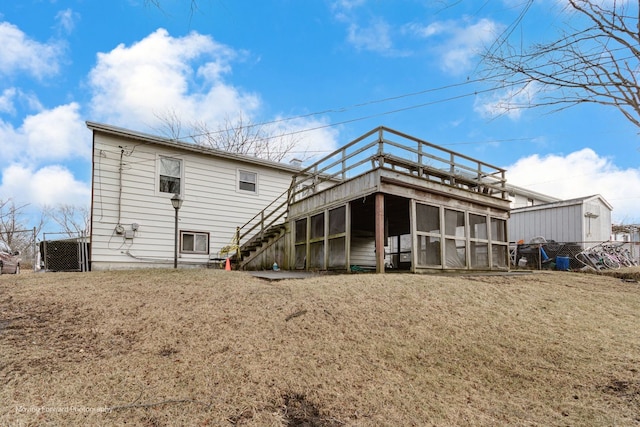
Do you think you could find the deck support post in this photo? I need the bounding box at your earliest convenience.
[375,193,385,273]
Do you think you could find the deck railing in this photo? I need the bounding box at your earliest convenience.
[288,126,508,204]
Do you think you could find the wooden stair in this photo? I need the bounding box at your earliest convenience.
[236,223,287,269]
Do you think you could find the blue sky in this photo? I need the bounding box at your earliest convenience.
[1,0,639,229]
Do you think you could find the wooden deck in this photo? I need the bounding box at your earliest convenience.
[237,126,512,273]
[288,126,508,207]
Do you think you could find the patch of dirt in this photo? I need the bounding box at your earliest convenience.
[157,345,179,357]
[281,393,343,427]
[603,379,640,403]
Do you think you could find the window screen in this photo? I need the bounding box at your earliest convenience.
[416,203,440,233]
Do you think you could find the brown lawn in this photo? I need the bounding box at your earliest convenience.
[1,268,639,426]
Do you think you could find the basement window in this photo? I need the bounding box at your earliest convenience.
[238,170,257,193]
[181,231,209,254]
[159,157,182,194]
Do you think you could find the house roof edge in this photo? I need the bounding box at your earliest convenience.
[86,121,304,173]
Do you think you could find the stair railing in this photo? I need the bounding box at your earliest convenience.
[237,187,290,255]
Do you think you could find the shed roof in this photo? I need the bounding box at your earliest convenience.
[505,183,562,204]
[511,194,613,213]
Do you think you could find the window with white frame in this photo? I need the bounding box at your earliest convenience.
[159,157,182,194]
[238,170,257,193]
[181,231,209,254]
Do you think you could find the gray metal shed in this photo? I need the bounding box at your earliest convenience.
[509,194,613,247]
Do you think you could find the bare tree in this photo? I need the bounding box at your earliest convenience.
[154,110,303,163]
[0,199,46,252]
[482,0,640,127]
[46,205,90,237]
[191,114,300,162]
[152,109,184,140]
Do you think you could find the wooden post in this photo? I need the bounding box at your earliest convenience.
[375,193,385,273]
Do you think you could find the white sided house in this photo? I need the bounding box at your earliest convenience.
[506,184,561,209]
[89,123,515,273]
[89,122,299,270]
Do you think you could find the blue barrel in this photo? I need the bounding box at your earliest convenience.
[556,256,570,271]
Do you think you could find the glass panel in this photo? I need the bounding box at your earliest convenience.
[310,213,324,240]
[444,209,465,238]
[491,218,507,242]
[182,233,194,252]
[388,235,399,252]
[239,181,256,192]
[417,235,441,266]
[239,171,256,183]
[416,204,440,233]
[195,234,208,252]
[160,157,181,177]
[470,242,489,268]
[469,214,487,240]
[328,237,346,268]
[329,206,346,235]
[295,219,307,243]
[160,176,180,194]
[309,241,324,269]
[492,244,508,268]
[444,239,466,268]
[400,234,411,251]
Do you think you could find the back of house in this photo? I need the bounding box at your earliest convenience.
[88,122,299,270]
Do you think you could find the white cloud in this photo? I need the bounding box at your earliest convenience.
[0,88,17,114]
[333,0,366,10]
[331,0,367,22]
[0,164,90,207]
[265,117,340,164]
[0,22,64,79]
[410,18,504,75]
[347,19,393,53]
[474,82,538,120]
[21,103,88,161]
[505,149,640,223]
[86,28,340,158]
[88,28,260,130]
[55,9,79,35]
[0,102,88,170]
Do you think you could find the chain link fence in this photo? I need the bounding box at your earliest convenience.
[40,232,90,272]
[511,240,640,271]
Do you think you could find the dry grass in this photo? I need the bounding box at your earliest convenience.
[1,268,639,426]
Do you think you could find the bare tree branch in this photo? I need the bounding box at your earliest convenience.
[152,109,184,140]
[156,111,304,163]
[0,199,46,254]
[482,0,640,128]
[45,205,90,238]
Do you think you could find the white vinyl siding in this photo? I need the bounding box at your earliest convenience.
[90,131,294,270]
